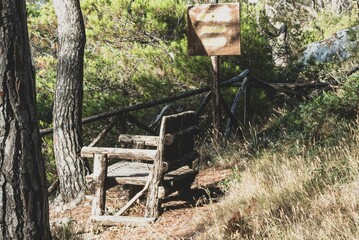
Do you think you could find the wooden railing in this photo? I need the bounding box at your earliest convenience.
[41,69,251,142]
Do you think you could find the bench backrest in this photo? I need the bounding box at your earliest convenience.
[158,111,196,172]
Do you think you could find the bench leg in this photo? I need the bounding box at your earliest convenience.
[92,154,107,216]
[145,159,164,218]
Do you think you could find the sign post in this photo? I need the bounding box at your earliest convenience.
[187,2,240,147]
[210,51,221,147]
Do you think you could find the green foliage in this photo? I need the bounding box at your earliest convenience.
[223,3,275,81]
[313,10,358,39]
[273,74,359,145]
[30,0,282,126]
[260,0,357,69]
[28,0,358,185]
[307,156,354,194]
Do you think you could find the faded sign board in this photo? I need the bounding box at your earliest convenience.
[187,3,240,56]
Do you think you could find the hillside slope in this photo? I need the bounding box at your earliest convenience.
[195,74,359,239]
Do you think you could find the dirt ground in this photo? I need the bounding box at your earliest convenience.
[50,167,231,240]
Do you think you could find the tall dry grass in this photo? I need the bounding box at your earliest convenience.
[196,119,359,239]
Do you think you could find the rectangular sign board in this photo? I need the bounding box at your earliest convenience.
[187,3,241,56]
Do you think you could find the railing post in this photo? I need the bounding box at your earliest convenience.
[209,0,222,148]
[91,153,107,216]
[243,83,250,127]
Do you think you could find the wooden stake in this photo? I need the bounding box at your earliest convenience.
[145,114,168,218]
[209,0,221,148]
[244,84,250,126]
[92,154,107,216]
[211,55,222,148]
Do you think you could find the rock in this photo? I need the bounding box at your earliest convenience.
[299,26,358,65]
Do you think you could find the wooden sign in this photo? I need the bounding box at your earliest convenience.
[187,3,241,56]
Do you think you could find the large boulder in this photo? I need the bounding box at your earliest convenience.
[299,26,358,65]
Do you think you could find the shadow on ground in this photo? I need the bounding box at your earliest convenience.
[162,186,224,211]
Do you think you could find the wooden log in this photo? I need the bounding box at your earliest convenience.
[119,127,199,148]
[210,55,222,148]
[90,215,156,226]
[81,147,157,161]
[243,84,250,126]
[149,104,171,129]
[119,135,159,147]
[195,92,211,119]
[164,125,199,146]
[145,114,168,218]
[164,134,174,146]
[92,154,107,216]
[224,76,249,139]
[106,176,148,186]
[145,158,163,218]
[219,94,239,130]
[133,141,145,149]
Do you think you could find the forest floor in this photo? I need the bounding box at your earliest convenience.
[50,167,232,240]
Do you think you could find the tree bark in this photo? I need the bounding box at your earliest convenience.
[53,0,89,202]
[0,0,51,239]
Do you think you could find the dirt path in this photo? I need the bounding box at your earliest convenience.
[50,167,231,240]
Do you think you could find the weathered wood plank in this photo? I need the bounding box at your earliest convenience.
[119,134,159,147]
[107,176,148,186]
[92,154,107,216]
[81,147,157,161]
[88,161,199,187]
[107,161,151,185]
[145,112,169,218]
[90,216,156,226]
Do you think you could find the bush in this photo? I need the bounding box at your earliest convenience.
[272,74,359,145]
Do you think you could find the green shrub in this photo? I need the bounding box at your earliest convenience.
[273,74,359,145]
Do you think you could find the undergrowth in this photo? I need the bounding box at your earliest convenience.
[198,120,359,240]
[196,74,359,239]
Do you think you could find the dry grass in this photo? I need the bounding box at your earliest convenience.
[196,119,359,239]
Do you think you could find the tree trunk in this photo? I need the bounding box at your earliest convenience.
[53,0,89,202]
[0,0,51,239]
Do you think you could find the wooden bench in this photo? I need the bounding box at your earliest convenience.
[81,111,199,225]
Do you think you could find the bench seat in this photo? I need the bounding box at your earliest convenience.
[87,161,198,187]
